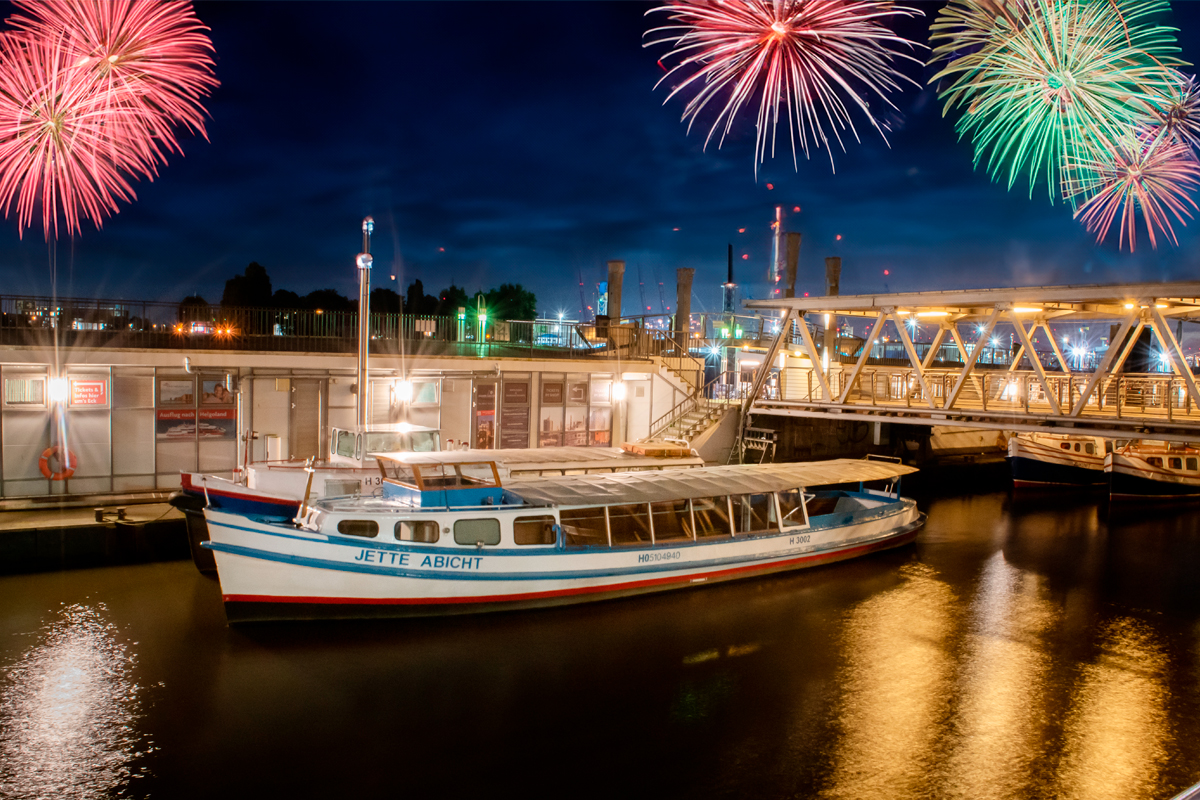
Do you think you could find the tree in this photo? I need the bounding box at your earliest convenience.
[302,288,354,312]
[221,262,273,307]
[271,289,302,308]
[484,283,537,321]
[370,287,402,314]
[178,294,209,323]
[435,284,470,317]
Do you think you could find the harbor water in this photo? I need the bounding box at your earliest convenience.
[2,473,1200,799]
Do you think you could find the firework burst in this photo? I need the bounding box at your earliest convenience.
[930,0,1181,202]
[1143,71,1200,151]
[645,0,924,174]
[0,0,217,238]
[1069,134,1200,250]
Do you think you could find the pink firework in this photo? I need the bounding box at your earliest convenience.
[1072,136,1200,251]
[0,31,146,238]
[9,0,218,146]
[645,0,923,173]
[0,0,216,238]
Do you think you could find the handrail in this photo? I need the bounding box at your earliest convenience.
[647,371,742,441]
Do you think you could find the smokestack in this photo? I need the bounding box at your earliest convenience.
[770,205,783,285]
[784,233,801,299]
[727,244,733,284]
[824,256,841,297]
[723,244,736,315]
[675,268,695,353]
[606,260,625,320]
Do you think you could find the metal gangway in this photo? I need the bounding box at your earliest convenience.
[741,283,1200,443]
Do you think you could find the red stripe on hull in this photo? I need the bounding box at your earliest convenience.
[223,530,919,607]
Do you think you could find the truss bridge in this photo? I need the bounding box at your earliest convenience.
[742,283,1200,444]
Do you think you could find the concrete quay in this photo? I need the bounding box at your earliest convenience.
[0,499,188,575]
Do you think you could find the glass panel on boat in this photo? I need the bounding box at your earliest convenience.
[608,504,652,546]
[1170,457,1183,470]
[777,489,807,528]
[325,479,361,498]
[514,515,557,546]
[1188,458,1198,471]
[732,494,773,535]
[693,497,732,538]
[335,430,357,458]
[337,519,379,538]
[1148,457,1164,467]
[560,508,607,547]
[454,518,501,546]
[650,500,691,543]
[1085,443,1095,455]
[1060,442,1070,450]
[395,520,439,543]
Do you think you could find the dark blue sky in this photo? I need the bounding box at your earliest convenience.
[2,1,1200,317]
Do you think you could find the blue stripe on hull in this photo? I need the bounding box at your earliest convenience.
[182,488,296,519]
[1008,456,1105,487]
[1109,470,1200,500]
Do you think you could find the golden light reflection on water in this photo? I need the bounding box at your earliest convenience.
[822,563,956,800]
[1055,618,1170,800]
[0,603,150,799]
[944,552,1058,800]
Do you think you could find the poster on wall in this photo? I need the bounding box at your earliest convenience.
[156,409,196,440]
[541,382,563,405]
[159,379,194,406]
[201,380,234,404]
[474,383,496,450]
[198,408,237,438]
[500,380,530,449]
[69,379,107,406]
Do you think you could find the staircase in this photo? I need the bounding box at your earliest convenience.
[657,402,727,442]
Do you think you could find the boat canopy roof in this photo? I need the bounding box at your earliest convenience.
[373,446,704,472]
[505,459,918,507]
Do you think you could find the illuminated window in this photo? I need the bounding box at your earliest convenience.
[514,515,556,546]
[395,520,439,543]
[607,504,651,546]
[694,497,732,537]
[650,500,691,542]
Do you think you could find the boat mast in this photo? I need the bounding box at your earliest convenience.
[356,216,374,428]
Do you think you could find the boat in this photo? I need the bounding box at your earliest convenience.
[172,423,441,571]
[1106,440,1200,501]
[201,456,924,622]
[1007,432,1107,488]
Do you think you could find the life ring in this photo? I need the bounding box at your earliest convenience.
[39,445,77,481]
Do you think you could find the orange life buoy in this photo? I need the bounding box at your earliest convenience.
[39,445,77,481]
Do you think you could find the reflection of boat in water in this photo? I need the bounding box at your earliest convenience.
[1007,432,1107,488]
[1107,440,1200,501]
[202,457,924,622]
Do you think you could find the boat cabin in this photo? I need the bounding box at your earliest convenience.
[328,423,440,468]
[378,456,509,509]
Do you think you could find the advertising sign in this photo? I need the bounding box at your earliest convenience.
[156,408,196,440]
[70,379,107,406]
[198,407,237,438]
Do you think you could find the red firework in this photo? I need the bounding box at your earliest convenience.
[645,0,923,173]
[0,0,217,238]
[1072,136,1200,251]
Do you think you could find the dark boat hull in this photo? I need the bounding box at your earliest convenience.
[1008,456,1106,488]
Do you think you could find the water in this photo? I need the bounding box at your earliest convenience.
[2,483,1200,799]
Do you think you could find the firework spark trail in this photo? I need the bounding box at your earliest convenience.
[645,0,925,174]
[0,0,217,238]
[1143,71,1200,151]
[930,0,1181,203]
[1070,135,1200,250]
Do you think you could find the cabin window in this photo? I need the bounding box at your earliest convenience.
[1085,443,1095,455]
[335,430,357,458]
[732,494,773,535]
[650,500,692,543]
[1060,443,1071,451]
[1188,458,1198,471]
[1148,457,1164,468]
[1170,457,1183,470]
[454,518,501,546]
[1073,443,1080,452]
[693,497,732,537]
[395,520,439,543]
[777,489,807,528]
[560,508,608,547]
[337,519,378,538]
[608,504,652,546]
[514,515,557,546]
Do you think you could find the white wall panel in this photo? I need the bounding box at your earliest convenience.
[112,408,155,475]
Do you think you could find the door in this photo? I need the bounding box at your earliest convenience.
[289,379,322,459]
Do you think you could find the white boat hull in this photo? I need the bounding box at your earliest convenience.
[204,500,923,621]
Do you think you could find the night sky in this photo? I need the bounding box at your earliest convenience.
[2,1,1200,318]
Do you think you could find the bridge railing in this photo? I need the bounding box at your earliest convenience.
[766,364,1200,422]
